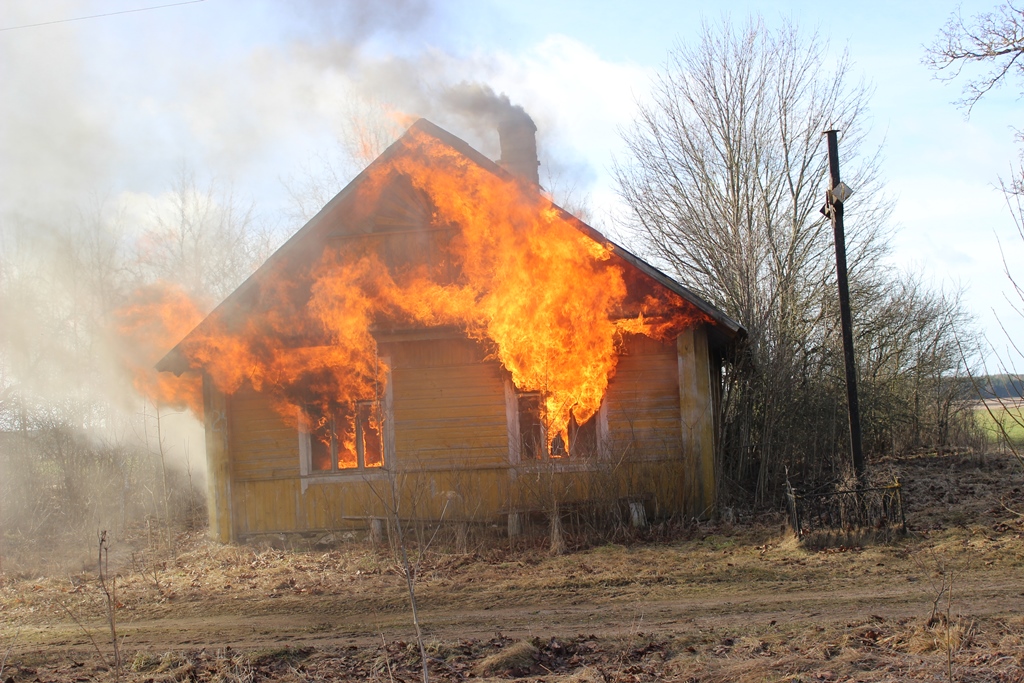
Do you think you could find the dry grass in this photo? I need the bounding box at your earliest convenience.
[473,640,538,676]
[1,451,1023,682]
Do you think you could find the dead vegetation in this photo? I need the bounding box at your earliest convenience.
[1,452,1023,682]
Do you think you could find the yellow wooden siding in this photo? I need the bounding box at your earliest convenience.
[388,467,510,521]
[224,338,514,537]
[228,385,298,481]
[678,325,716,518]
[216,331,717,538]
[392,362,509,469]
[605,335,682,459]
[203,374,233,543]
[384,336,489,368]
[231,467,512,536]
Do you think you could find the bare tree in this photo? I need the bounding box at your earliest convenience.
[926,2,1024,468]
[617,18,889,329]
[976,191,1024,467]
[283,97,405,224]
[133,168,277,304]
[618,17,977,504]
[925,1,1024,115]
[617,18,881,501]
[0,171,272,568]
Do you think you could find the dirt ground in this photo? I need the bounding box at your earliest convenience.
[2,452,1024,682]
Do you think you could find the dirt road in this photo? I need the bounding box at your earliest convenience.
[3,452,1023,681]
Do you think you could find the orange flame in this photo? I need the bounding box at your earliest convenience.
[380,137,630,439]
[116,125,711,450]
[113,283,205,413]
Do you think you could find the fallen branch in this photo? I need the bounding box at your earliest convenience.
[0,625,22,680]
[56,601,110,670]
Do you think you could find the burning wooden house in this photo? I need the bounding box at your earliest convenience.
[157,116,743,543]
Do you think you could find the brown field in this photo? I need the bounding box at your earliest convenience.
[2,452,1024,682]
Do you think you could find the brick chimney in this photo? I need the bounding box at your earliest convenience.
[497,110,540,185]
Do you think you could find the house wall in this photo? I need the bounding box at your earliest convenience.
[208,328,718,542]
[605,334,684,460]
[678,325,717,517]
[202,374,232,542]
[387,338,509,470]
[386,337,512,522]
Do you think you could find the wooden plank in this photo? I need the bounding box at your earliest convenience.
[229,418,292,433]
[394,391,503,406]
[234,470,298,482]
[608,401,683,420]
[232,450,299,463]
[620,333,676,357]
[397,443,509,459]
[227,415,293,431]
[233,460,296,477]
[397,434,508,449]
[230,437,294,451]
[394,367,504,390]
[397,418,508,433]
[606,337,682,461]
[231,441,294,455]
[234,466,296,480]
[229,387,299,481]
[388,338,489,368]
[232,458,296,475]
[230,434,297,448]
[393,380,504,402]
[398,441,508,457]
[395,402,507,421]
[390,349,509,468]
[233,457,296,470]
[396,426,507,444]
[678,325,716,519]
[203,374,233,542]
[391,456,509,469]
[606,423,682,439]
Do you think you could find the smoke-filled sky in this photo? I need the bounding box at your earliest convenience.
[2,0,1022,366]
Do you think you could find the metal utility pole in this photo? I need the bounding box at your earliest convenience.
[823,129,866,483]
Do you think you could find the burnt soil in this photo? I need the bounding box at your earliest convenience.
[2,452,1024,682]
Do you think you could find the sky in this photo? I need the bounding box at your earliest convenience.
[1,0,1022,369]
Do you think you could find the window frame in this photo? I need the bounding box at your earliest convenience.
[299,362,393,490]
[504,378,607,469]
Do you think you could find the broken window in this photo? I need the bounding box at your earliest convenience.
[303,400,385,474]
[516,391,599,461]
[309,414,335,471]
[356,400,384,468]
[518,392,545,460]
[569,413,598,457]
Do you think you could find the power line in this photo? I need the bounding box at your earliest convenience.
[0,0,205,32]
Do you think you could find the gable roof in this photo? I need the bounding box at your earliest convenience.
[157,119,743,374]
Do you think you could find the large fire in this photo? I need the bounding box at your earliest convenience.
[114,283,205,413]
[117,124,710,449]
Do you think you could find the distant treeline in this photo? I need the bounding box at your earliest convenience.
[975,375,1024,400]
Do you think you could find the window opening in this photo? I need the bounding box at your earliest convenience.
[310,414,334,471]
[356,400,384,468]
[569,413,598,457]
[305,400,385,473]
[518,392,545,460]
[516,391,598,461]
[337,412,358,469]
[550,432,567,457]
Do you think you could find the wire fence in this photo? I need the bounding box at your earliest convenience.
[785,478,906,539]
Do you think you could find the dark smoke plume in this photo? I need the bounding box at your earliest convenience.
[442,82,537,132]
